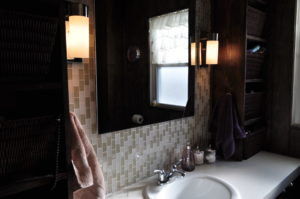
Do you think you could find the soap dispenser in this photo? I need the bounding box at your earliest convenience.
[181,142,195,171]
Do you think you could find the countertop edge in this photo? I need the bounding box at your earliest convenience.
[264,166,300,199]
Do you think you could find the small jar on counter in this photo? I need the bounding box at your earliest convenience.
[205,145,216,164]
[193,146,204,165]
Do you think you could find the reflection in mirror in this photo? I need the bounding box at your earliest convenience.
[149,9,189,109]
[95,0,195,133]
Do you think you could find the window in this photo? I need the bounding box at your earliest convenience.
[149,9,189,109]
[293,2,300,124]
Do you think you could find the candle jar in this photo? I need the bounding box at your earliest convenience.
[193,146,204,165]
[205,146,216,164]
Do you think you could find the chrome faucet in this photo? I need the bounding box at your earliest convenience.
[154,160,185,185]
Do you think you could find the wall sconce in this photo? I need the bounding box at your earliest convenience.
[65,2,89,62]
[205,33,219,65]
[191,33,219,67]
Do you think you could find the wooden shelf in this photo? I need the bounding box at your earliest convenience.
[244,116,264,126]
[248,0,267,6]
[0,82,62,92]
[247,34,267,42]
[0,173,67,198]
[246,79,264,83]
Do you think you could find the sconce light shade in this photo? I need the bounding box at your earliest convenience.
[66,16,89,59]
[206,40,219,65]
[191,42,196,66]
[192,33,219,67]
[65,2,89,60]
[191,42,202,66]
[199,42,202,65]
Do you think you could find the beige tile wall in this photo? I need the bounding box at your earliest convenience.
[67,0,211,194]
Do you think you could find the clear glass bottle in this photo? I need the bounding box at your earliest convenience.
[181,142,195,171]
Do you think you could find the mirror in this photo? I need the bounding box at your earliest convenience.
[95,0,195,133]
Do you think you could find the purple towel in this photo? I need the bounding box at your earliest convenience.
[210,93,246,159]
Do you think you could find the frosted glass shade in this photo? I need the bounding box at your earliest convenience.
[157,66,188,107]
[190,42,202,66]
[66,16,89,59]
[206,40,219,65]
[199,42,202,65]
[191,42,196,66]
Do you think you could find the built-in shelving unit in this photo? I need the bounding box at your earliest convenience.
[245,79,264,83]
[0,0,70,198]
[214,0,269,160]
[247,34,267,42]
[244,0,268,160]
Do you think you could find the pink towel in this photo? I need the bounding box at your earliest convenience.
[69,112,106,199]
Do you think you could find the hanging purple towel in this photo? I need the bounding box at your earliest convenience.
[210,93,246,159]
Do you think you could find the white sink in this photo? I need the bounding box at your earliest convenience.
[144,176,240,199]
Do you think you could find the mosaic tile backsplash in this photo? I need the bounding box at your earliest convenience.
[67,0,211,194]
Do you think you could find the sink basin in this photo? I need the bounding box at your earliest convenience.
[144,176,240,199]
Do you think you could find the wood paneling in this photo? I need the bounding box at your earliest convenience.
[290,126,300,158]
[266,0,297,155]
[213,0,247,122]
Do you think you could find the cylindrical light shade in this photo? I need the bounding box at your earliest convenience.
[198,42,202,65]
[191,42,196,66]
[206,40,219,65]
[66,16,89,59]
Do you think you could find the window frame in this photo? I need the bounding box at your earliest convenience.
[148,9,190,111]
[293,0,300,125]
[150,63,189,111]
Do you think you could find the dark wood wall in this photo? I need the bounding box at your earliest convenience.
[266,0,300,158]
[213,0,247,121]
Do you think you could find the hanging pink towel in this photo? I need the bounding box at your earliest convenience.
[69,112,106,199]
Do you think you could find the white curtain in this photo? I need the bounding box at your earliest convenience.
[149,9,189,64]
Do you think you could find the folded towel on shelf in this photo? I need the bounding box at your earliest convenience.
[69,112,106,199]
[210,93,246,159]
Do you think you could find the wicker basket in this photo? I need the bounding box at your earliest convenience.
[0,10,58,77]
[243,127,266,159]
[246,52,265,79]
[0,115,60,184]
[233,127,266,160]
[247,6,266,37]
[245,92,264,120]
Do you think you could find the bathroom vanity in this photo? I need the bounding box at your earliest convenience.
[106,151,300,199]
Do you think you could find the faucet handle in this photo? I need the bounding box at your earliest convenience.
[172,159,182,169]
[154,169,169,184]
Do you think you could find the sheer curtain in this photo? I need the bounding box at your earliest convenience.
[149,9,189,65]
[149,9,189,107]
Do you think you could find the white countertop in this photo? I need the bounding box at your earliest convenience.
[107,151,300,199]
